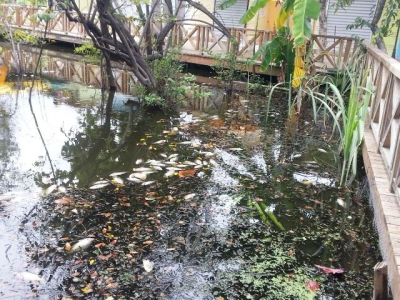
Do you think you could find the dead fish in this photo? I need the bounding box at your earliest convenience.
[229,148,243,151]
[127,177,142,183]
[318,148,328,153]
[169,156,179,162]
[15,272,43,283]
[200,151,215,157]
[164,170,175,178]
[133,167,154,172]
[111,176,124,186]
[69,238,94,253]
[89,182,111,189]
[176,164,188,168]
[153,139,167,144]
[165,161,177,166]
[142,181,156,186]
[152,166,163,171]
[135,159,144,165]
[43,184,58,196]
[109,171,127,177]
[292,153,302,158]
[160,153,168,158]
[194,165,203,169]
[168,153,179,159]
[130,172,148,181]
[195,159,202,165]
[91,180,109,185]
[166,167,182,171]
[337,198,347,208]
[178,141,192,145]
[183,161,197,166]
[184,193,196,200]
[143,259,154,272]
[209,159,217,166]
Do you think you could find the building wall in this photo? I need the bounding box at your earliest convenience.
[327,0,376,41]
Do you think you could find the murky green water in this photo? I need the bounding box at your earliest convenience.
[0,46,380,299]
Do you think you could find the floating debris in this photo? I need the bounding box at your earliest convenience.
[68,238,94,253]
[135,159,144,164]
[142,181,156,186]
[337,198,347,208]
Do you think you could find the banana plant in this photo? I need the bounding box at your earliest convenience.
[219,0,321,87]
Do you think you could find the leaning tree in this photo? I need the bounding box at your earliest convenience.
[54,0,234,91]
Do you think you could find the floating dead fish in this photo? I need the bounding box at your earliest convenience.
[202,161,209,166]
[68,238,94,253]
[135,159,144,165]
[200,151,215,157]
[167,167,183,171]
[91,180,109,185]
[209,159,217,166]
[153,139,167,144]
[165,161,177,166]
[142,181,156,186]
[194,165,203,169]
[130,172,148,181]
[197,171,205,178]
[160,153,168,158]
[89,182,111,189]
[43,184,58,196]
[41,177,53,185]
[152,166,163,171]
[228,148,243,151]
[318,148,328,153]
[15,272,43,283]
[183,161,197,166]
[164,170,175,178]
[176,164,188,168]
[184,193,196,200]
[168,154,179,159]
[169,156,179,162]
[195,159,202,165]
[109,171,127,177]
[179,141,192,145]
[143,259,154,272]
[111,176,124,186]
[292,153,302,159]
[127,177,142,183]
[337,198,347,208]
[133,167,154,172]
[58,186,67,193]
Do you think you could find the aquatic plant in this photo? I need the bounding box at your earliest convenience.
[265,45,372,188]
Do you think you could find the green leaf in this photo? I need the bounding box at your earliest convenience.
[217,0,238,10]
[240,0,271,24]
[253,36,284,70]
[292,0,321,46]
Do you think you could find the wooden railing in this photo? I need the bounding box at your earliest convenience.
[0,5,274,61]
[311,35,358,70]
[364,44,400,198]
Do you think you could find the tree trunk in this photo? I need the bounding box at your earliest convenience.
[370,0,388,53]
[318,0,328,47]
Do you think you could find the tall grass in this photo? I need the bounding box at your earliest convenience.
[265,50,374,188]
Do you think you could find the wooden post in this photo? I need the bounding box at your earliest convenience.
[373,261,388,300]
